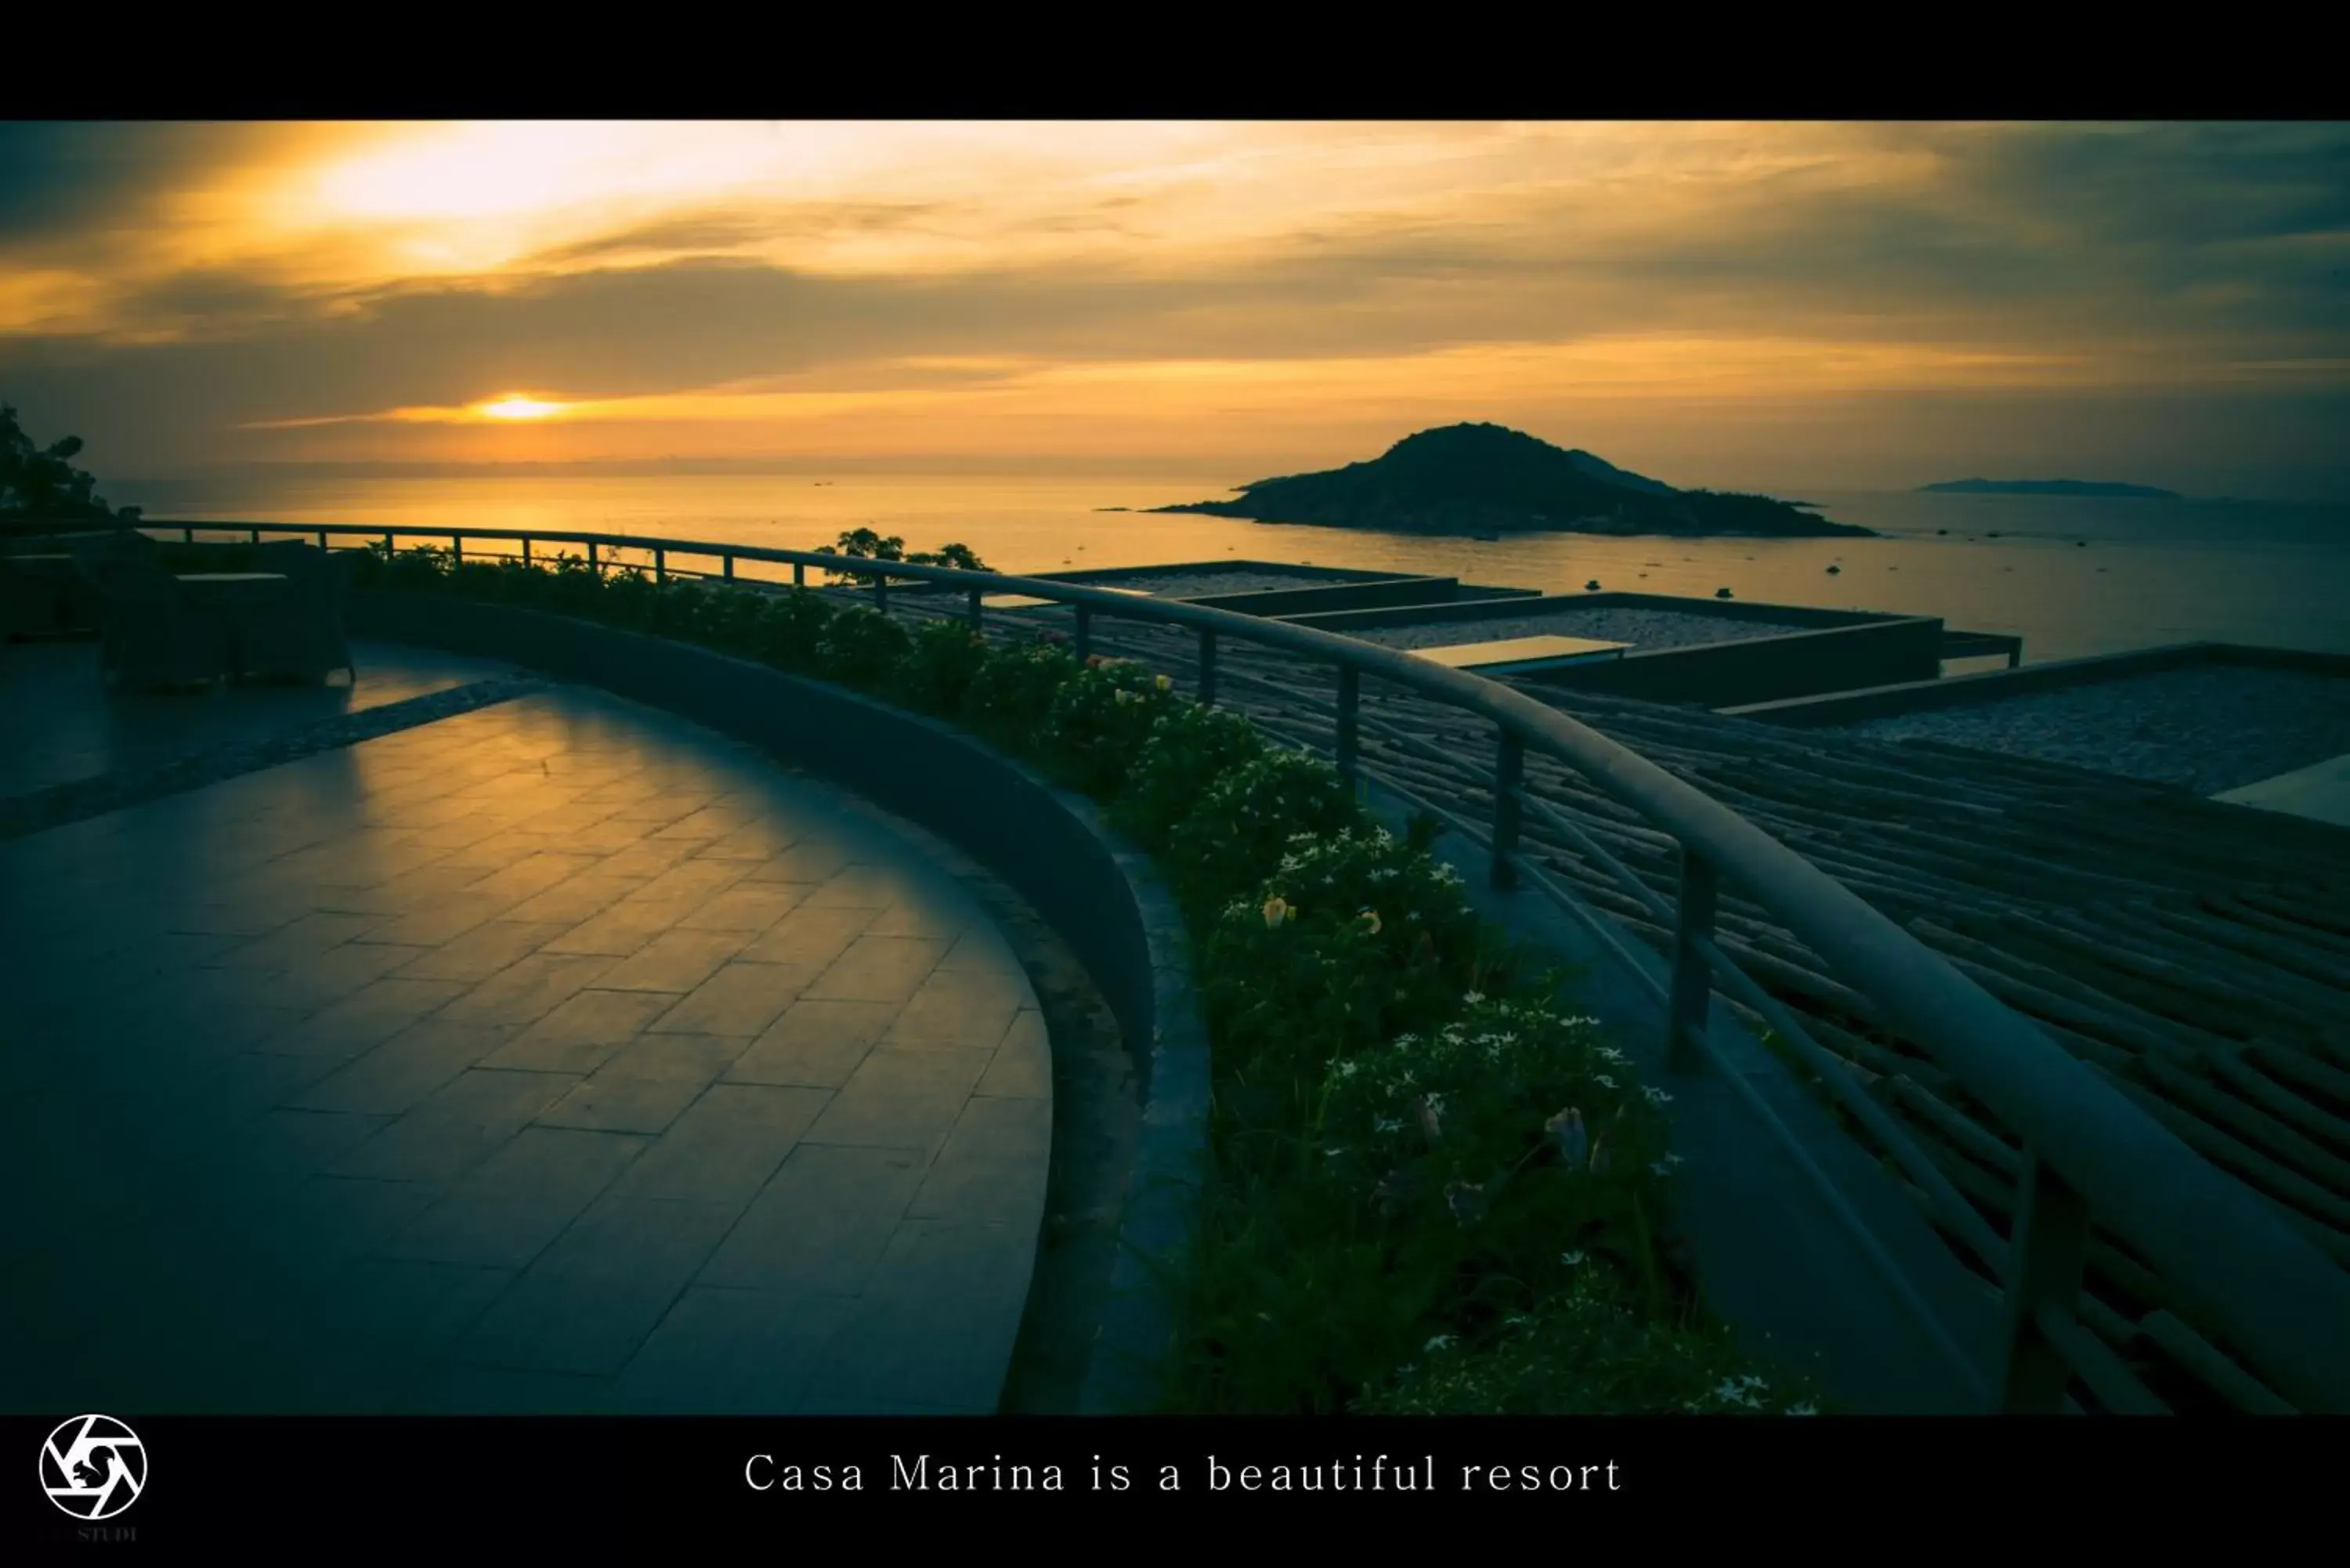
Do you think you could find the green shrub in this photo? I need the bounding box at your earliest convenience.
[961,641,1079,754]
[750,590,837,670]
[1357,1271,1816,1414]
[594,567,657,629]
[1160,746,1360,912]
[1196,827,1502,1092]
[1318,995,1675,1301]
[1113,703,1268,854]
[382,544,451,591]
[651,580,707,636]
[536,553,600,614]
[890,618,993,717]
[815,605,913,690]
[1039,656,1180,795]
[690,584,769,655]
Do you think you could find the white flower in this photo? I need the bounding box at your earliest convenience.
[1463,991,1485,1006]
[1597,1046,1628,1064]
[1643,1086,1672,1104]
[1595,1075,1617,1089]
[1373,1117,1403,1134]
[1712,1378,1746,1404]
[1424,1335,1455,1353]
[1788,1403,1818,1417]
[1336,1058,1360,1079]
[1560,1249,1587,1266]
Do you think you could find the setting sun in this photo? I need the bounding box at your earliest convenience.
[479,395,562,421]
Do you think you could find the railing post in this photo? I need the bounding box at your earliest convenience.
[185,526,196,545]
[873,572,888,614]
[588,540,600,576]
[967,586,984,629]
[317,529,329,551]
[1491,728,1524,889]
[1198,628,1219,706]
[2000,1152,2092,1413]
[522,537,532,565]
[381,530,393,555]
[248,526,260,544]
[1667,845,1719,1072]
[1335,666,1361,788]
[1074,605,1092,663]
[654,548,667,586]
[452,535,463,565]
[793,561,805,589]
[722,552,735,581]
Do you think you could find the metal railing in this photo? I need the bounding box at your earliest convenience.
[131,518,2350,1413]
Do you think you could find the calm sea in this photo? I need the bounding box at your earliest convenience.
[107,471,2350,667]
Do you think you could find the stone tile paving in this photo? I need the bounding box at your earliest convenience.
[0,686,1050,1415]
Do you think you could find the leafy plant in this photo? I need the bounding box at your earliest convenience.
[960,641,1079,753]
[0,403,139,522]
[1162,746,1359,912]
[890,617,994,717]
[1112,703,1269,853]
[1039,656,1180,795]
[812,527,990,585]
[814,605,913,690]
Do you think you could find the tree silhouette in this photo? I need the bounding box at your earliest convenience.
[0,404,140,522]
[811,527,988,583]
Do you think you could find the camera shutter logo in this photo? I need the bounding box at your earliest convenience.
[40,1414,146,1521]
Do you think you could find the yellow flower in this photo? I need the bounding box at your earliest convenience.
[1155,672,1173,691]
[1358,907,1381,934]
[1262,895,1291,928]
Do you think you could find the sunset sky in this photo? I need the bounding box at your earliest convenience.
[2,121,2346,497]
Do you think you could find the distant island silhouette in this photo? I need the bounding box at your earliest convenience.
[1920,479,2182,499]
[1152,423,1872,538]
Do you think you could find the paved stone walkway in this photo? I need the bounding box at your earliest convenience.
[0,674,1050,1414]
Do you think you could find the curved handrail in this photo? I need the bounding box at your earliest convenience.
[140,517,2350,1409]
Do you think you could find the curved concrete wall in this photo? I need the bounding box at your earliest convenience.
[349,588,1208,1413]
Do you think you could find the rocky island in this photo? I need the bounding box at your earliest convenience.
[1152,422,1871,538]
[1920,479,2182,499]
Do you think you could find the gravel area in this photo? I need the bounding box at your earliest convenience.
[1831,665,2350,794]
[1351,606,1819,653]
[1061,568,1392,598]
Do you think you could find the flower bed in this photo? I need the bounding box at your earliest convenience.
[352,544,1810,1414]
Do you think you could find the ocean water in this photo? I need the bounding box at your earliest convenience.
[107,471,2350,667]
